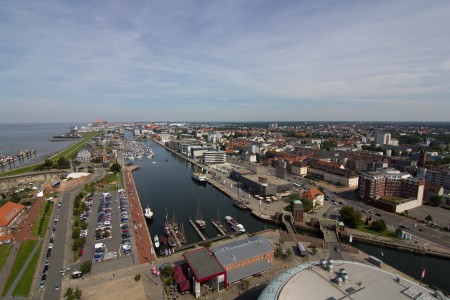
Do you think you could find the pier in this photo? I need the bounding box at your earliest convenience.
[167,223,183,247]
[188,219,207,241]
[211,220,227,236]
[0,149,36,170]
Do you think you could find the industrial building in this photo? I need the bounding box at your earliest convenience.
[259,260,442,300]
[183,235,274,298]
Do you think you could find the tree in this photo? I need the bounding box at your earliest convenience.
[301,198,314,212]
[110,162,121,173]
[274,245,284,258]
[425,215,433,222]
[429,195,442,207]
[134,273,141,281]
[284,248,293,260]
[57,157,71,169]
[288,192,302,202]
[80,260,92,274]
[339,206,362,228]
[370,219,387,232]
[64,287,82,300]
[322,140,337,151]
[395,228,403,237]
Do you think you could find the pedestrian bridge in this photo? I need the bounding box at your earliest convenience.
[319,218,340,243]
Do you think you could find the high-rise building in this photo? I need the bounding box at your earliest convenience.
[375,133,391,145]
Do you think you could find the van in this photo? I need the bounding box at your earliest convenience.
[94,243,105,249]
[72,271,83,279]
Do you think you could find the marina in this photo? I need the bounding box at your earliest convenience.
[124,140,154,160]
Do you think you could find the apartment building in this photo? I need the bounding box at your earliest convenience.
[358,168,425,212]
[417,166,450,190]
[201,151,226,164]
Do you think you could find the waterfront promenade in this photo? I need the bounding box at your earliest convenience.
[124,167,156,264]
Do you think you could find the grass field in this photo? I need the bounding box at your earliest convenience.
[13,242,42,297]
[1,240,38,296]
[32,202,54,238]
[0,245,13,273]
[356,226,399,239]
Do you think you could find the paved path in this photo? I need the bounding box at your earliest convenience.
[124,167,156,264]
[4,239,42,298]
[0,243,21,295]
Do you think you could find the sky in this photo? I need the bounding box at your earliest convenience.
[1,0,450,123]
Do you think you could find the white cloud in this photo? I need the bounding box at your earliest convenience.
[0,0,449,122]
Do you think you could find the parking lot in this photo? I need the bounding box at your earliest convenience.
[408,205,450,228]
[81,191,135,270]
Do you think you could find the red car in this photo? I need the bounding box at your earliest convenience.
[79,248,84,257]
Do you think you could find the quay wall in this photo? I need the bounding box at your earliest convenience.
[340,231,450,259]
[151,139,450,260]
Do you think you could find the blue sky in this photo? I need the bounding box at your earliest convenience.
[1,0,449,122]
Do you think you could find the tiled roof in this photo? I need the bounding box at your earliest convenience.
[0,202,26,226]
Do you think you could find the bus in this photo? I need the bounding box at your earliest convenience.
[297,242,308,257]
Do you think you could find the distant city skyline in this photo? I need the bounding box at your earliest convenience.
[1,0,449,122]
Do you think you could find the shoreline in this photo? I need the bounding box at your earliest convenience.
[150,138,450,260]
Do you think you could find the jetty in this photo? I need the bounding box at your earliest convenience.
[211,220,227,236]
[167,223,183,247]
[189,218,206,241]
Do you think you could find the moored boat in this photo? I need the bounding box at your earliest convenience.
[154,235,160,248]
[192,172,207,183]
[224,216,246,233]
[144,205,153,219]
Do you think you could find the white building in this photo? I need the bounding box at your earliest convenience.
[376,133,391,145]
[201,151,226,164]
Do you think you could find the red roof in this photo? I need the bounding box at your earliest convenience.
[177,279,191,292]
[0,202,26,226]
[302,187,324,201]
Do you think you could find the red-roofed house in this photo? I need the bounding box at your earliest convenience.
[0,201,26,238]
[302,187,325,207]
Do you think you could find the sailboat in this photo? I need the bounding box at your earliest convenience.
[194,199,207,230]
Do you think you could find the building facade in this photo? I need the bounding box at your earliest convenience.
[201,151,226,164]
[0,201,26,238]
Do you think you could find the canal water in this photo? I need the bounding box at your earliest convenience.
[132,140,275,246]
[351,241,449,293]
[133,139,449,293]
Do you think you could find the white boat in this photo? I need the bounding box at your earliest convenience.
[224,216,246,233]
[192,173,207,183]
[154,235,160,248]
[144,205,153,219]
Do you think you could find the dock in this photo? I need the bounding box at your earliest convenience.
[211,220,227,236]
[189,219,207,241]
[167,223,183,247]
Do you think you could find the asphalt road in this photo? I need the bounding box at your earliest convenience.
[42,192,70,300]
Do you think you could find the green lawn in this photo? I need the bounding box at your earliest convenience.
[50,132,97,161]
[31,202,53,238]
[356,226,399,239]
[1,240,38,296]
[13,242,42,297]
[0,245,13,273]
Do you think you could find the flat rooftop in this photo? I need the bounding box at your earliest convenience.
[259,260,438,300]
[183,248,225,282]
